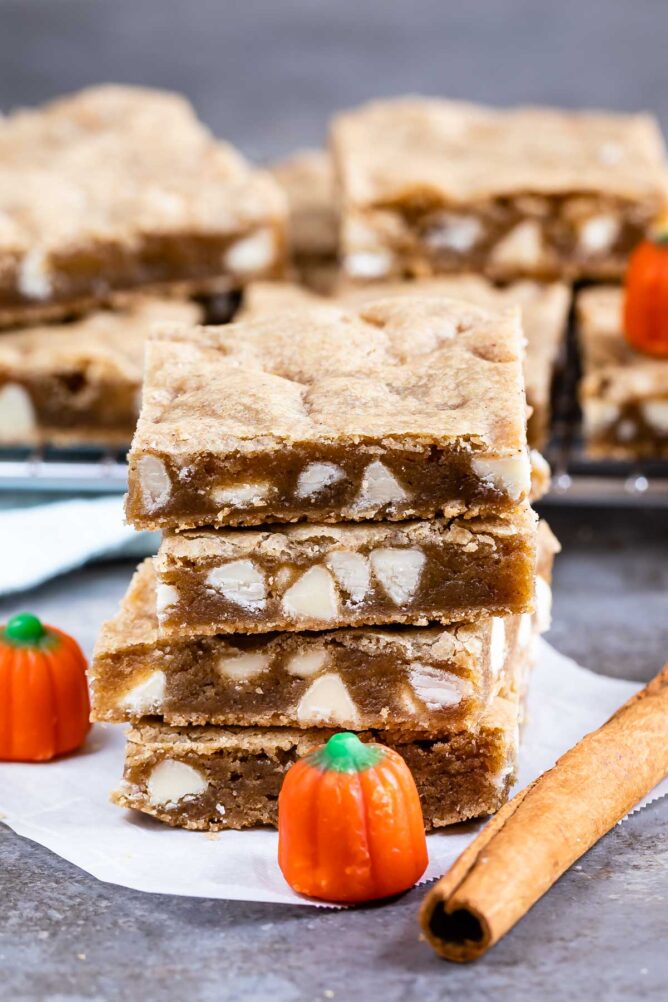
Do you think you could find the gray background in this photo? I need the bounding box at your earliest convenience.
[2,2,668,999]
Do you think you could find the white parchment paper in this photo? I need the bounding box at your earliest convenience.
[0,640,666,906]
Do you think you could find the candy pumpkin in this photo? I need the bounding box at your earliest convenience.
[624,235,668,357]
[0,613,90,761]
[278,731,428,903]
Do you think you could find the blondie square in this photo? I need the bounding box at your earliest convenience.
[271,149,338,273]
[241,275,570,448]
[577,286,668,458]
[0,85,286,327]
[125,296,531,530]
[0,297,201,445]
[331,98,667,283]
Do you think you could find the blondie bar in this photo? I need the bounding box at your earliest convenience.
[111,688,520,831]
[577,286,668,458]
[125,296,531,530]
[332,98,667,283]
[0,86,286,327]
[154,505,536,638]
[241,275,570,448]
[0,297,201,445]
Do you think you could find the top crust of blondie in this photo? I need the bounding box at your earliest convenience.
[577,286,668,398]
[130,295,528,459]
[270,148,338,258]
[0,85,285,255]
[331,97,668,206]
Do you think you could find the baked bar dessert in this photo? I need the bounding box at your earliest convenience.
[111,688,521,831]
[241,275,570,448]
[577,286,668,458]
[0,85,286,328]
[90,521,558,732]
[0,297,201,445]
[331,97,668,283]
[153,505,537,638]
[125,296,531,530]
[271,149,338,292]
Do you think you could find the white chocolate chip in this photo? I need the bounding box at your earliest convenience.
[616,418,637,442]
[472,453,531,501]
[155,583,179,616]
[517,612,534,652]
[535,577,553,633]
[18,248,52,300]
[578,215,619,255]
[217,652,269,681]
[224,228,275,275]
[286,648,328,678]
[490,618,506,677]
[0,384,36,439]
[343,250,394,279]
[147,760,208,806]
[282,565,339,621]
[326,551,371,605]
[491,220,543,270]
[211,482,271,507]
[137,455,172,513]
[424,213,483,253]
[408,663,466,710]
[206,560,266,611]
[296,672,359,726]
[641,399,668,435]
[369,547,425,606]
[121,670,166,714]
[355,460,408,511]
[583,400,620,436]
[296,462,345,498]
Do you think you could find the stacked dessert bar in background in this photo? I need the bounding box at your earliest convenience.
[0,84,287,445]
[91,294,558,830]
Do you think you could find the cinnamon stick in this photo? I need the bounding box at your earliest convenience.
[420,662,668,962]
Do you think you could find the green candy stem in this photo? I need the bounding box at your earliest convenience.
[3,612,48,647]
[310,732,385,774]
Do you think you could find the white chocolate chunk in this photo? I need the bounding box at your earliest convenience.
[535,577,553,633]
[0,384,36,439]
[489,618,506,677]
[286,648,328,678]
[155,583,179,616]
[18,248,52,300]
[224,228,275,275]
[211,482,271,507]
[296,462,345,498]
[217,652,269,681]
[583,400,620,436]
[425,213,483,253]
[355,460,408,511]
[616,418,637,442]
[408,663,465,710]
[517,612,534,652]
[641,399,668,434]
[578,215,619,255]
[326,552,371,605]
[369,548,425,606]
[282,565,339,621]
[137,455,172,512]
[472,453,531,500]
[491,220,543,270]
[296,672,360,726]
[147,760,208,806]
[343,250,393,279]
[206,560,266,611]
[121,671,166,714]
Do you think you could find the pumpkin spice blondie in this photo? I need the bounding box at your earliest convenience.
[125,296,532,531]
[332,97,668,283]
[0,85,286,328]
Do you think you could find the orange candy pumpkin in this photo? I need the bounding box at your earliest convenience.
[624,236,668,357]
[0,612,90,761]
[278,731,428,903]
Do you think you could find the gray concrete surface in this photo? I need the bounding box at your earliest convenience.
[2,1,668,998]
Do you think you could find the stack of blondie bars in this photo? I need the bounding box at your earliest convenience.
[91,294,558,830]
